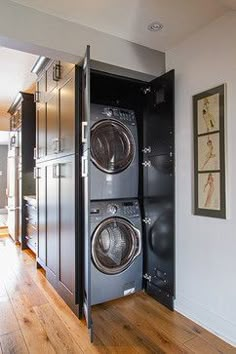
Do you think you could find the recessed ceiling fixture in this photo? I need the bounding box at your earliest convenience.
[148,21,164,32]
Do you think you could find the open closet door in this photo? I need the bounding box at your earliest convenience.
[81,46,93,340]
[143,70,175,310]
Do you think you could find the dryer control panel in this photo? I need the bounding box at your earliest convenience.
[103,107,136,124]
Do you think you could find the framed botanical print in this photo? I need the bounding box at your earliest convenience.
[193,84,226,218]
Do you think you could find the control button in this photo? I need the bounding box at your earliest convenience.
[106,109,113,117]
[108,205,117,214]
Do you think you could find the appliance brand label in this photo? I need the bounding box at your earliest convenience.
[124,287,135,296]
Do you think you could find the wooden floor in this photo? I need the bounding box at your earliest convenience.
[0,236,234,354]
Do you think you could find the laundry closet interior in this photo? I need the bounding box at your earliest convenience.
[32,46,175,341]
[80,47,175,339]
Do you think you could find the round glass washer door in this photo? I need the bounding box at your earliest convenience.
[92,217,140,275]
[91,120,135,174]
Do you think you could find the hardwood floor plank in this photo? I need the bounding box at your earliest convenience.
[95,302,192,354]
[0,298,19,336]
[0,238,234,354]
[0,330,28,354]
[108,293,196,344]
[25,269,99,353]
[136,292,234,353]
[184,336,223,354]
[8,289,55,354]
[34,303,84,354]
[93,306,165,354]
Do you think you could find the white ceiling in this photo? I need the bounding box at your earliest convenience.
[0,47,37,119]
[11,0,235,51]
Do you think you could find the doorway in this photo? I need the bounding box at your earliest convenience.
[0,132,9,232]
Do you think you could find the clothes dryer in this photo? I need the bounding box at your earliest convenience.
[90,104,139,200]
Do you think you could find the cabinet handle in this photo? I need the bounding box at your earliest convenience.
[81,156,88,178]
[34,167,36,179]
[53,64,61,81]
[34,91,40,103]
[33,147,37,160]
[52,138,60,153]
[82,122,88,143]
[53,164,60,178]
[34,167,40,179]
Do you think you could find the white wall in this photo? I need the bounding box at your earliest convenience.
[167,12,236,345]
[0,0,165,77]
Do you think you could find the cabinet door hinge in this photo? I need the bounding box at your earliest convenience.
[141,86,151,95]
[142,160,151,168]
[142,146,151,154]
[143,273,152,282]
[142,217,151,225]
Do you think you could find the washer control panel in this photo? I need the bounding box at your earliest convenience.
[103,107,136,124]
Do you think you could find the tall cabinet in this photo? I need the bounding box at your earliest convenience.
[34,50,175,340]
[35,59,79,313]
[8,93,36,246]
[79,47,175,340]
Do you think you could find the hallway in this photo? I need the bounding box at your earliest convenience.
[0,236,234,354]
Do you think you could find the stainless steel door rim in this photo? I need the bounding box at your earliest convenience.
[91,217,141,275]
[90,119,135,174]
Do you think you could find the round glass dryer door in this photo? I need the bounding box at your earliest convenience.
[91,120,135,174]
[92,217,140,275]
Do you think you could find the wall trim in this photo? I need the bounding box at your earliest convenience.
[174,295,236,347]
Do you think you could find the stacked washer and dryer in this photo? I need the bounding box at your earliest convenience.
[90,104,143,305]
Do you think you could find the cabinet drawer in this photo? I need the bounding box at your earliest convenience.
[47,61,59,93]
[26,223,37,253]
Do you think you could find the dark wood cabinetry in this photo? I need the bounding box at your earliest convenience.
[34,52,174,335]
[58,69,75,155]
[57,155,77,309]
[36,60,75,163]
[45,162,58,285]
[36,74,46,160]
[35,59,78,313]
[46,91,59,156]
[37,164,46,266]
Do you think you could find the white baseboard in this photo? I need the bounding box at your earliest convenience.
[174,295,236,347]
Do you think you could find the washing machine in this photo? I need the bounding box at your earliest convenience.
[90,104,139,200]
[90,199,143,305]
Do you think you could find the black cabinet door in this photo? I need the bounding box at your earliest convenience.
[37,164,46,267]
[143,70,175,310]
[81,46,93,340]
[36,75,46,160]
[57,155,77,311]
[58,68,75,155]
[46,162,58,287]
[46,91,59,156]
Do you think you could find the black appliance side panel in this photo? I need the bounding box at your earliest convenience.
[81,46,93,341]
[143,70,175,310]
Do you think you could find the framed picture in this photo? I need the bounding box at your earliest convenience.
[193,84,226,218]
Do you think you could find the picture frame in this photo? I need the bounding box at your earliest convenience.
[193,84,226,218]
